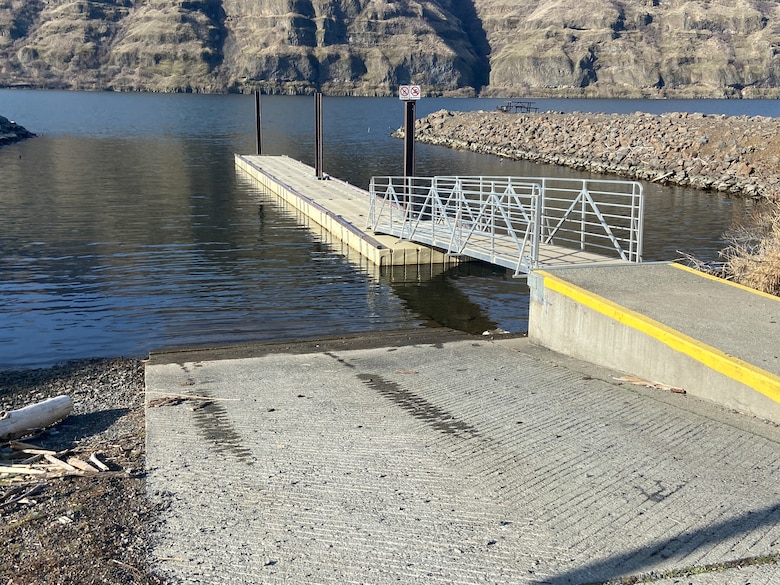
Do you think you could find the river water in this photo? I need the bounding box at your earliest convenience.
[0,91,770,369]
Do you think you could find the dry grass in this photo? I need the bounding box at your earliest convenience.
[718,201,780,296]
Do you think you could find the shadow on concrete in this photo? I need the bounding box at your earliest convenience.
[537,502,780,584]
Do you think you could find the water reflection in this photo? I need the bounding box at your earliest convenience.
[642,184,749,262]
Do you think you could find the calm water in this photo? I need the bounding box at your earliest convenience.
[0,91,767,369]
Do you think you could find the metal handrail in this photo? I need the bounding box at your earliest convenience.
[369,175,643,274]
[370,176,541,275]
[437,176,644,263]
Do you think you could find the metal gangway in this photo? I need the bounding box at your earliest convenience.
[368,175,644,276]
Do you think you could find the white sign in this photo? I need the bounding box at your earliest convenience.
[399,85,422,101]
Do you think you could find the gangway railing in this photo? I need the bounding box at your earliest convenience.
[369,176,542,275]
[369,175,644,275]
[538,177,643,263]
[439,176,645,263]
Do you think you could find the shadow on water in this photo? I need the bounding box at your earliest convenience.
[382,261,530,335]
[536,502,780,584]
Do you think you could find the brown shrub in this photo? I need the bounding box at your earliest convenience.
[719,202,780,296]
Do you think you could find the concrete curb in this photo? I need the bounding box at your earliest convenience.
[529,263,780,423]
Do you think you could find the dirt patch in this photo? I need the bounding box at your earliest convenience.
[0,358,168,585]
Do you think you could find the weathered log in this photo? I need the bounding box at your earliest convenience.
[0,395,73,441]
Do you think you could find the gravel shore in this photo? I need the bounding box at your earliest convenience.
[0,358,166,584]
[412,109,780,201]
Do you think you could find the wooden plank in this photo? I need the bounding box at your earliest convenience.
[89,453,110,472]
[0,465,46,475]
[44,454,76,472]
[66,457,99,473]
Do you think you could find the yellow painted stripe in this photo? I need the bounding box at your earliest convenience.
[536,270,780,404]
[671,262,780,302]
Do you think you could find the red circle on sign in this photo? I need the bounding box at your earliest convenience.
[399,86,410,98]
[411,86,420,98]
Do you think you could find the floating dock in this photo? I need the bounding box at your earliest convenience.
[235,154,460,268]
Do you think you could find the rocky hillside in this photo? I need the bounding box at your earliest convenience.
[1,0,780,97]
[481,0,780,98]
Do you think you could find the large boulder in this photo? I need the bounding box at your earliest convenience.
[0,115,35,146]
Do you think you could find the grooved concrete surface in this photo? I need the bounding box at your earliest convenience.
[145,335,780,584]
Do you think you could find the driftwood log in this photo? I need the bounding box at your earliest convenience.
[0,395,73,441]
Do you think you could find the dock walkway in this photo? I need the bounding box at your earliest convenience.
[236,155,642,274]
[235,154,459,267]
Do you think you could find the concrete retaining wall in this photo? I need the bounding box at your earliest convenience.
[528,267,780,423]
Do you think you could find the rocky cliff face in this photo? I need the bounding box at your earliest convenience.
[1,0,779,97]
[480,0,780,98]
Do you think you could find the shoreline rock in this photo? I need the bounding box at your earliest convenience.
[410,110,780,201]
[0,115,35,146]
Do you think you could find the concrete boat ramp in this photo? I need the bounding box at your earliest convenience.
[144,156,780,584]
[146,332,780,585]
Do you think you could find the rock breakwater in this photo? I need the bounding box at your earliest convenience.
[0,115,34,146]
[411,110,780,201]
